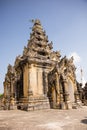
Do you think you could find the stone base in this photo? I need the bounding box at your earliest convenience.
[65,101,72,109]
[17,96,50,111]
[27,96,50,111]
[60,102,66,110]
[10,105,17,110]
[66,101,82,109]
[83,100,87,106]
[3,104,17,110]
[76,101,82,108]
[72,103,78,109]
[59,102,77,110]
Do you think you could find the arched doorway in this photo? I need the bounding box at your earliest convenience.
[68,80,75,102]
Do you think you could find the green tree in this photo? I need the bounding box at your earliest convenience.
[0,94,3,98]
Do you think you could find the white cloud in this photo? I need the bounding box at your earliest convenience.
[68,52,81,64]
[82,76,86,87]
[68,52,86,87]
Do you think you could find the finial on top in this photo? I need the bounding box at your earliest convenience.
[30,19,41,24]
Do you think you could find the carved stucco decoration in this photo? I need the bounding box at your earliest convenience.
[15,55,23,66]
[59,56,76,80]
[50,51,61,61]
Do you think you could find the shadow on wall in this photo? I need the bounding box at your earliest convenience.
[81,117,87,124]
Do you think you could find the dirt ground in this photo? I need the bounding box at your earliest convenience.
[0,106,87,130]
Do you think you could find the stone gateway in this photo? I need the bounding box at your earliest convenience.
[3,19,82,110]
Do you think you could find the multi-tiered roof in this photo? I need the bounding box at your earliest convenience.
[15,19,61,68]
[23,19,53,59]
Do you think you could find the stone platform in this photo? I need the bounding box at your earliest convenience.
[0,106,87,130]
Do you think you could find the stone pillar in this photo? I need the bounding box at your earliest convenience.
[11,79,14,98]
[74,91,81,103]
[63,79,69,102]
[43,71,48,96]
[3,82,6,98]
[23,63,29,98]
[62,79,72,109]
[55,73,60,107]
[60,85,65,109]
[10,81,16,110]
[28,66,33,97]
[37,68,43,95]
[74,82,82,105]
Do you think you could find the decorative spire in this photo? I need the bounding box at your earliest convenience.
[28,19,49,46]
[23,19,53,59]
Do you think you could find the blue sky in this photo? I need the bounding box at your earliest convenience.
[0,0,87,93]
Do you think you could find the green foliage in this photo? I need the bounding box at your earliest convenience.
[0,94,3,98]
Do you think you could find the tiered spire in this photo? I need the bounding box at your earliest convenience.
[23,19,53,59]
